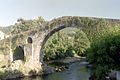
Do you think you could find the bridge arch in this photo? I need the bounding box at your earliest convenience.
[38,16,85,62]
[39,26,80,62]
[13,45,25,61]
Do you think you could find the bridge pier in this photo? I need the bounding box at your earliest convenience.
[24,44,33,62]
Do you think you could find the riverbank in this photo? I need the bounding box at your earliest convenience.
[11,60,91,80]
[43,56,85,73]
[45,56,85,64]
[0,56,85,80]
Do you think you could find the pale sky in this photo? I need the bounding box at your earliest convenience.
[0,0,120,26]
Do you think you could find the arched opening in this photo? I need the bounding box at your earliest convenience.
[27,37,33,44]
[40,27,90,62]
[13,46,25,61]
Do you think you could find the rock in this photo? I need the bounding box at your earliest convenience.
[109,70,117,79]
[55,66,69,72]
[42,65,55,75]
[86,64,93,68]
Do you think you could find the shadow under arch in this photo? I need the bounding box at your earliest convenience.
[39,26,79,62]
[13,46,25,61]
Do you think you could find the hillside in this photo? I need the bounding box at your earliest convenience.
[0,26,12,34]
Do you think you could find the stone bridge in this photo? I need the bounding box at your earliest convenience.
[0,16,116,65]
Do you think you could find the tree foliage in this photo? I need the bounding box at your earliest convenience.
[43,30,73,60]
[86,26,120,79]
[43,28,90,60]
[74,30,90,56]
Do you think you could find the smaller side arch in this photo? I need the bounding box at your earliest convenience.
[27,37,33,44]
[13,45,25,61]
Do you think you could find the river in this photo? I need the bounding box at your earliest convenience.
[13,61,91,80]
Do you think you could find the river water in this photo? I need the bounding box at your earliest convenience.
[15,61,91,80]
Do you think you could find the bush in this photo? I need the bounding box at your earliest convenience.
[86,26,120,79]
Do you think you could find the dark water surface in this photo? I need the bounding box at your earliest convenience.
[15,61,91,80]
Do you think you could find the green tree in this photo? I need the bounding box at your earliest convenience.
[86,26,120,79]
[74,30,90,56]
